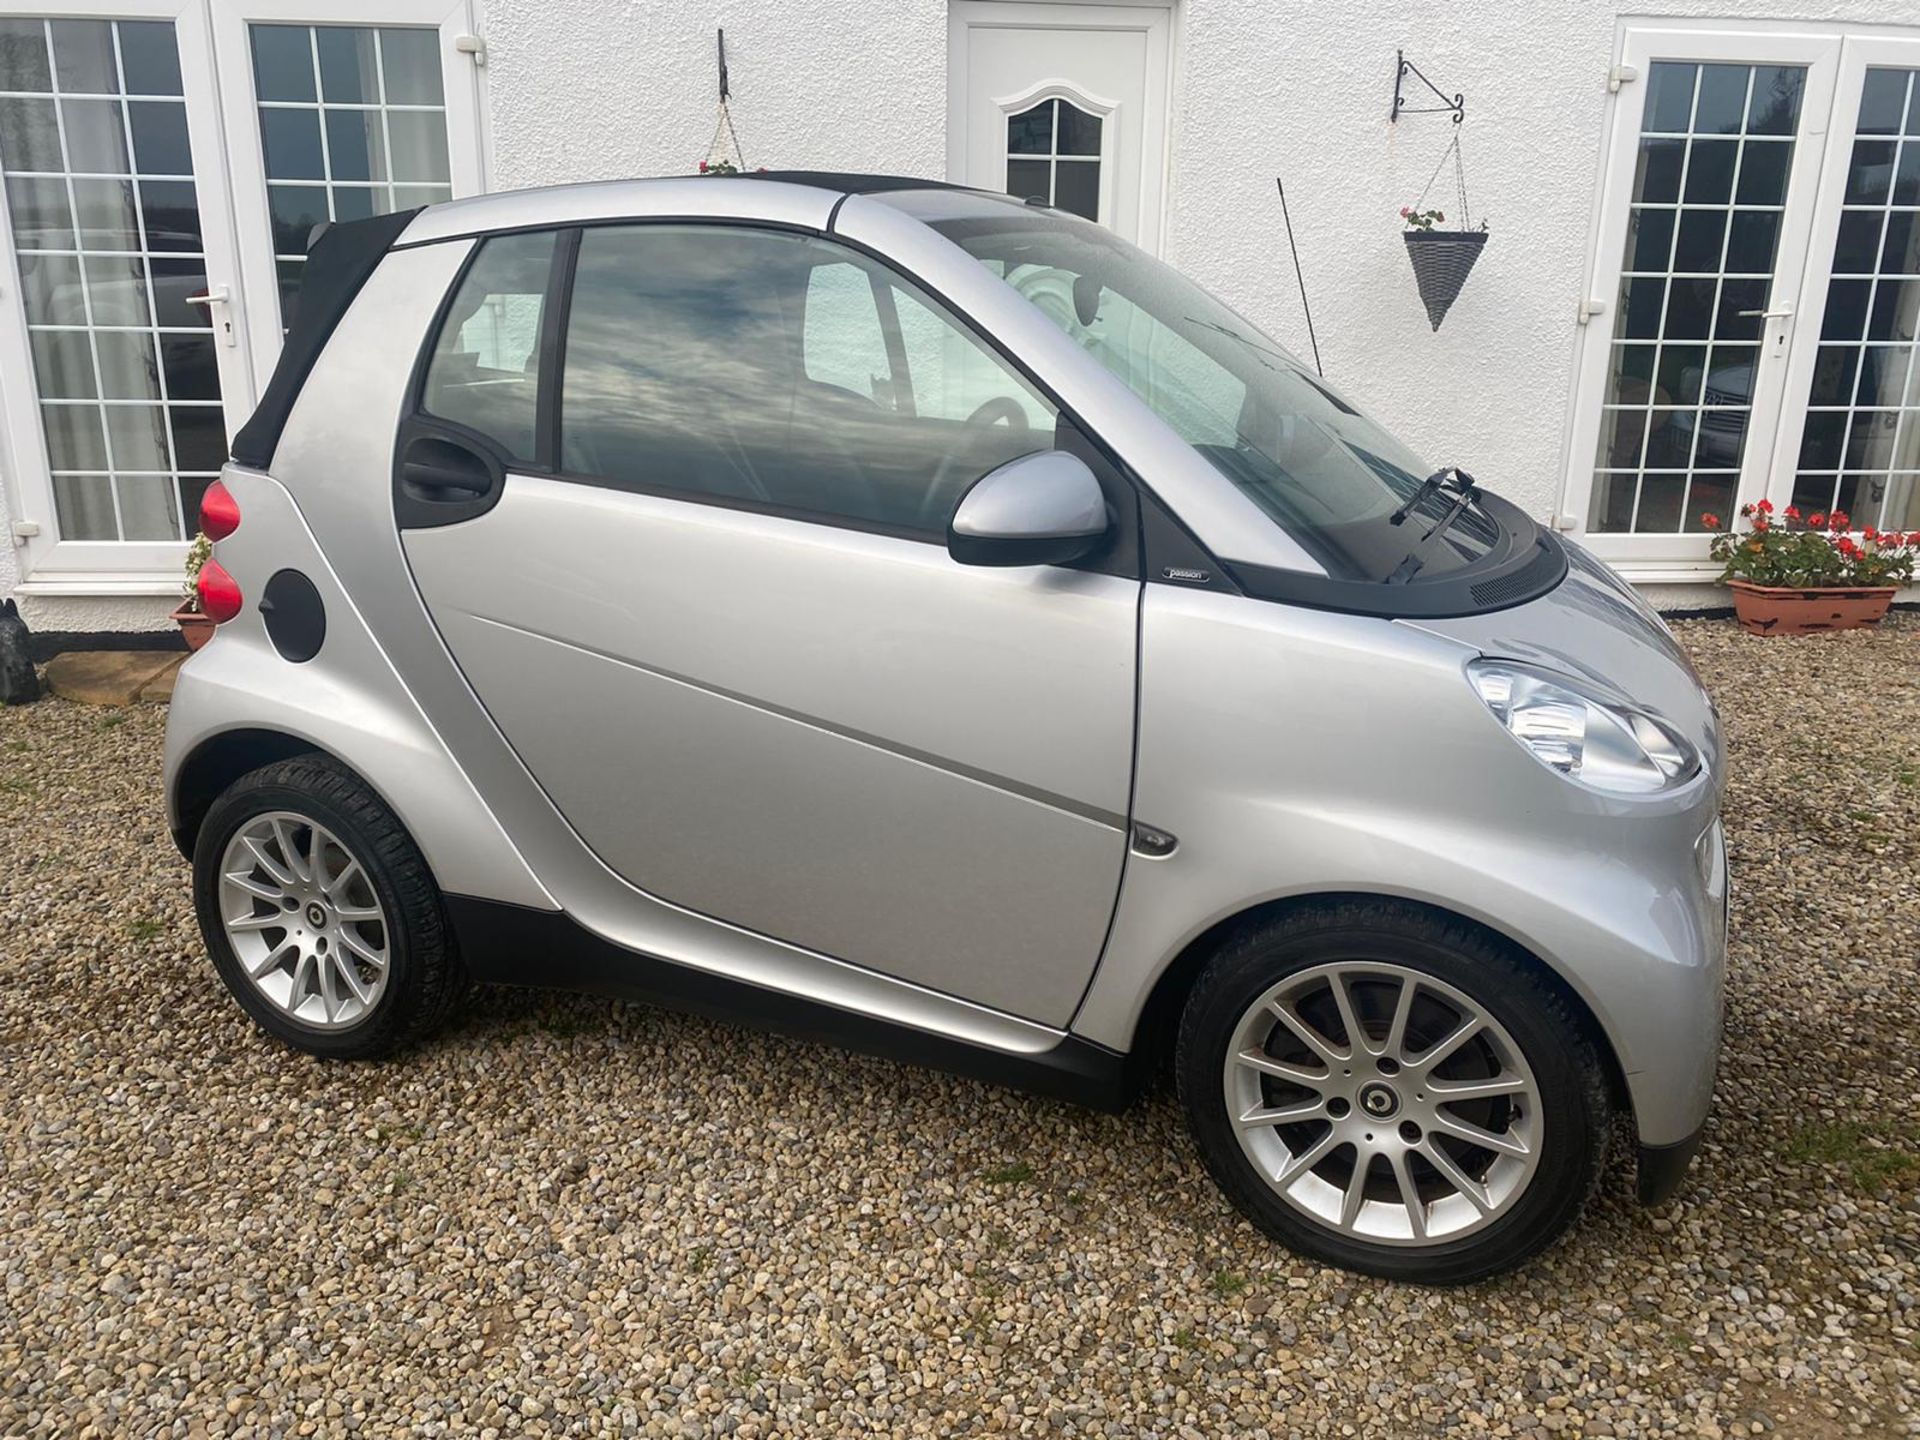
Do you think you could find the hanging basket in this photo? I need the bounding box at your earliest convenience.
[1403,229,1487,331]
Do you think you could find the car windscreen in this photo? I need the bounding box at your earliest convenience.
[919,210,1503,583]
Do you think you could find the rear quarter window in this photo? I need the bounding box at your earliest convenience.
[421,231,555,463]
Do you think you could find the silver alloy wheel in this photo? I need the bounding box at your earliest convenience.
[217,811,390,1030]
[1223,961,1542,1246]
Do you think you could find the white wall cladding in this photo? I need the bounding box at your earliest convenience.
[483,0,1905,547]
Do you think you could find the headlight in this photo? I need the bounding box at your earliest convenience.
[1467,660,1698,794]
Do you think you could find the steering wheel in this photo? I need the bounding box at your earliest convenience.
[918,396,1033,531]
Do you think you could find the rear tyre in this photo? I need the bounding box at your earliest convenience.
[193,754,464,1059]
[1176,899,1609,1284]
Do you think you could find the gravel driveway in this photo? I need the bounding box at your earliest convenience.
[3,615,1917,1439]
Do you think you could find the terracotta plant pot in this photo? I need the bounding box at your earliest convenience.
[171,603,215,652]
[1727,580,1897,636]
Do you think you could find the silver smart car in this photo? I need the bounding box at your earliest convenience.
[164,174,1727,1283]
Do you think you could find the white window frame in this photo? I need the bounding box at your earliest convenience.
[994,78,1119,227]
[0,0,257,591]
[1558,20,1843,583]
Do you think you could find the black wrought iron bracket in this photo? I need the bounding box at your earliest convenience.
[717,27,729,101]
[1390,49,1464,124]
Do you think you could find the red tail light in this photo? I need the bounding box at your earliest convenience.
[198,479,240,540]
[197,558,244,624]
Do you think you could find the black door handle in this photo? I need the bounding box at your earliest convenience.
[401,437,494,497]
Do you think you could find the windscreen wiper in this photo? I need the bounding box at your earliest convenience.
[1390,465,1476,526]
[1385,467,1480,583]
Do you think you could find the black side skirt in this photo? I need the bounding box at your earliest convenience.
[444,896,1136,1112]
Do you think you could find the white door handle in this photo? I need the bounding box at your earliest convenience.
[1737,306,1793,319]
[184,285,237,347]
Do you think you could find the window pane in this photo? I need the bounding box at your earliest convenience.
[115,474,179,539]
[1007,101,1052,155]
[1057,103,1101,156]
[119,21,182,96]
[559,226,1056,535]
[128,101,192,177]
[387,110,449,183]
[250,24,315,102]
[1054,159,1098,220]
[260,108,325,180]
[379,28,443,105]
[801,261,889,402]
[316,26,378,103]
[94,330,161,401]
[1005,158,1049,204]
[20,253,83,323]
[30,332,95,398]
[62,98,128,174]
[422,231,554,462]
[0,97,63,173]
[53,474,116,539]
[49,19,115,94]
[0,19,52,93]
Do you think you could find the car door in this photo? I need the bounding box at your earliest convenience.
[397,223,1141,1023]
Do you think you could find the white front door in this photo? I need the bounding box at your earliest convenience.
[0,0,483,591]
[947,0,1170,252]
[1564,20,1920,574]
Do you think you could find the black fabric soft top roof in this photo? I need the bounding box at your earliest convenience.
[229,206,422,470]
[745,170,976,196]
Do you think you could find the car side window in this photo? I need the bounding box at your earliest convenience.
[558,225,1057,535]
[421,231,555,463]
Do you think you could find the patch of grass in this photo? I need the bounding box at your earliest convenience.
[1785,1120,1920,1193]
[982,1161,1034,1186]
[1896,767,1917,787]
[128,917,164,942]
[688,1245,712,1273]
[1847,809,1875,823]
[0,775,37,796]
[1210,1270,1247,1299]
[1172,1328,1198,1351]
[98,712,126,730]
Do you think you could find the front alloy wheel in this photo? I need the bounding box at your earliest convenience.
[1179,899,1609,1284]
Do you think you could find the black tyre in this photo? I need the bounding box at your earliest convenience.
[192,754,465,1059]
[1176,898,1609,1284]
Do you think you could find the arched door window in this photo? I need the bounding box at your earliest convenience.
[1004,97,1102,221]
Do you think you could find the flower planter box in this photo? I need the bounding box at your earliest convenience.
[1728,580,1897,636]
[171,603,215,652]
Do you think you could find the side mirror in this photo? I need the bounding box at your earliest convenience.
[947,450,1109,568]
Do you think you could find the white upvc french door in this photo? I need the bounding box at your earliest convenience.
[1769,35,1920,540]
[0,0,256,584]
[1561,24,1841,577]
[209,0,483,369]
[0,0,484,591]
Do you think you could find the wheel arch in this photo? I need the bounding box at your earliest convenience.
[1124,891,1633,1119]
[169,727,327,859]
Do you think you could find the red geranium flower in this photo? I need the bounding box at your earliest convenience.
[1808,511,1827,528]
[1908,531,1920,546]
[1785,505,1802,522]
[1755,499,1774,515]
[1700,512,1722,530]
[1830,510,1850,530]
